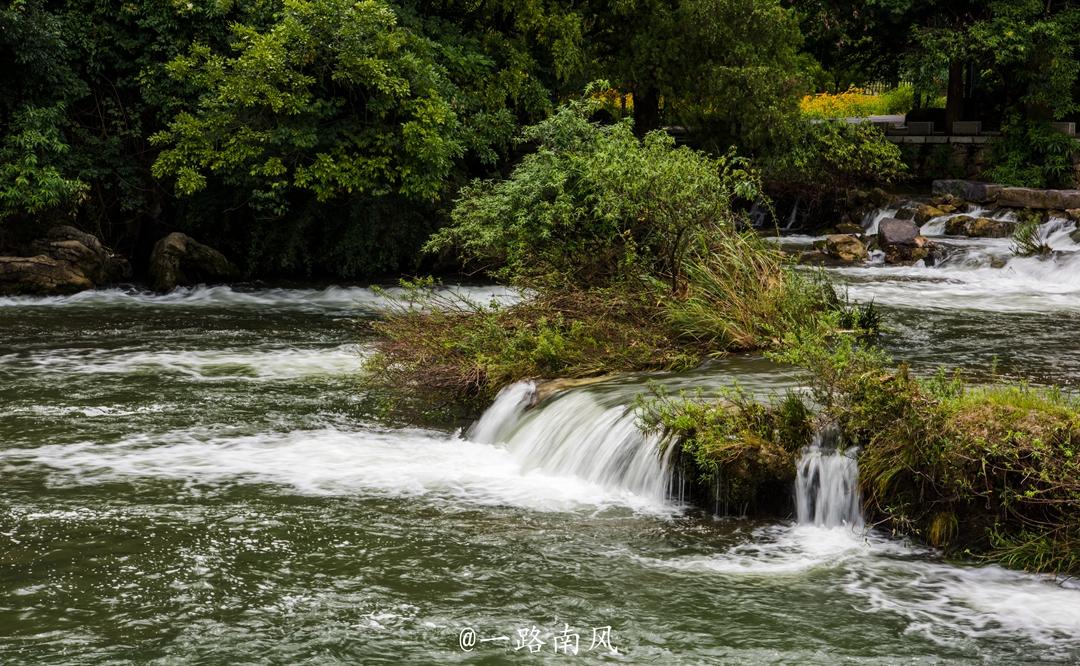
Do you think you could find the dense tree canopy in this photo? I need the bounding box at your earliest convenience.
[1,0,1078,277]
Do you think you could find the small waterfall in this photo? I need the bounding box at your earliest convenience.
[467,381,675,501]
[795,428,864,529]
[467,381,536,444]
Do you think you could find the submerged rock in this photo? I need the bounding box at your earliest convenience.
[148,232,237,293]
[0,226,130,296]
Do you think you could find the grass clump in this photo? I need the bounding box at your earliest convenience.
[638,388,814,516]
[369,92,846,408]
[775,331,1080,575]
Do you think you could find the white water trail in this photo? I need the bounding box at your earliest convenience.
[795,429,863,529]
[0,284,521,311]
[466,381,676,503]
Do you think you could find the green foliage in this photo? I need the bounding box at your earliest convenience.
[987,116,1080,189]
[638,387,813,515]
[1011,217,1052,258]
[426,96,762,290]
[765,120,906,200]
[368,283,701,408]
[0,105,85,222]
[771,330,1080,575]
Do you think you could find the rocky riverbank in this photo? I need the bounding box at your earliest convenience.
[0,228,236,295]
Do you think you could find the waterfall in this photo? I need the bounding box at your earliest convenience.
[466,381,676,502]
[795,428,864,529]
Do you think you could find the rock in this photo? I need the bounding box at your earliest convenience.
[937,204,957,215]
[968,217,1012,238]
[997,187,1080,210]
[944,215,976,236]
[893,206,917,221]
[0,226,130,296]
[1065,209,1080,223]
[1070,227,1080,244]
[877,218,937,265]
[932,180,1003,203]
[835,222,864,235]
[823,234,867,264]
[913,204,946,225]
[878,218,920,246]
[0,255,95,295]
[798,251,851,267]
[943,215,1012,238]
[148,232,237,292]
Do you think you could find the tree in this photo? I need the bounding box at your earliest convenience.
[584,0,805,150]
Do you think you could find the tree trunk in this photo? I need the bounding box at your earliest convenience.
[945,58,965,133]
[633,86,661,137]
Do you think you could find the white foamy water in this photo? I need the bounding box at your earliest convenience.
[1,426,672,515]
[468,381,676,503]
[638,523,1080,653]
[0,284,521,311]
[795,435,863,529]
[5,344,368,381]
[834,213,1080,312]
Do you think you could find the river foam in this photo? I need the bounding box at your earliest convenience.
[1,425,674,515]
[0,284,521,311]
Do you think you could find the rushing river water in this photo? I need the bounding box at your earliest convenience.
[4,239,1080,663]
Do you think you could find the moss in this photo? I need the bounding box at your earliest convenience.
[640,390,814,515]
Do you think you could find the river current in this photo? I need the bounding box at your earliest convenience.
[4,213,1080,664]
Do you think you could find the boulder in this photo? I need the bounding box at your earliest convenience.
[878,218,920,245]
[877,218,936,265]
[893,206,917,221]
[798,251,851,267]
[997,187,1080,210]
[148,232,237,292]
[0,226,130,296]
[932,180,1003,203]
[913,204,946,225]
[835,222,864,235]
[944,215,1012,238]
[968,217,1012,238]
[944,215,976,236]
[823,234,867,264]
[1065,209,1080,224]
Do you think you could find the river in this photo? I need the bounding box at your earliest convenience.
[3,212,1080,663]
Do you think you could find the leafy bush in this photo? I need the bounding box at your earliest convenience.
[370,98,840,404]
[425,94,761,291]
[765,120,906,198]
[769,330,1080,575]
[986,115,1080,189]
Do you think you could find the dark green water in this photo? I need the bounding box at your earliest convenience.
[3,286,1080,664]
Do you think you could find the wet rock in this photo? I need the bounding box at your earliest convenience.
[148,232,237,293]
[798,251,851,267]
[913,204,946,225]
[932,179,1003,203]
[835,222,863,235]
[893,206,917,221]
[823,234,867,264]
[0,226,130,296]
[877,218,936,265]
[944,215,976,235]
[1066,208,1080,223]
[878,218,919,245]
[944,216,1012,238]
[998,187,1080,210]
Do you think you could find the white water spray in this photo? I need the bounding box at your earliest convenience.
[796,429,863,529]
[468,381,676,502]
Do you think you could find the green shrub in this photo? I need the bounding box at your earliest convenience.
[986,115,1080,188]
